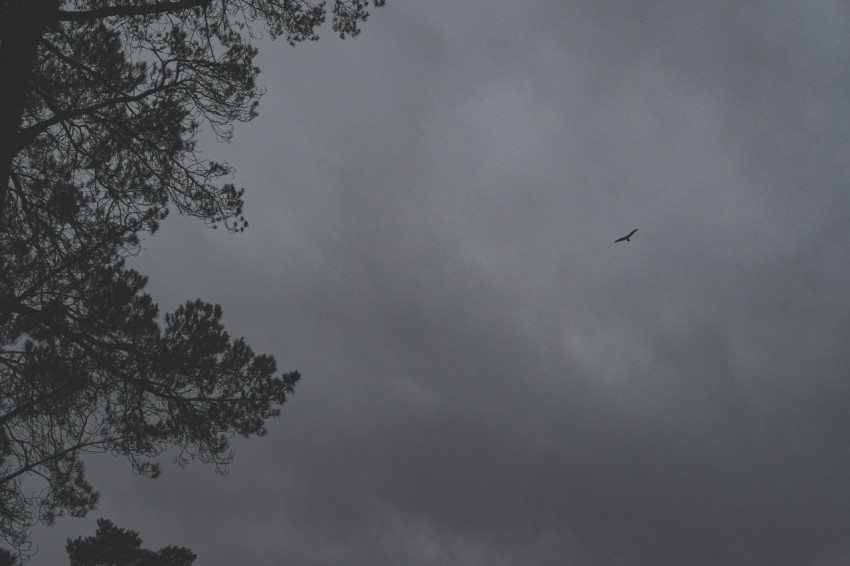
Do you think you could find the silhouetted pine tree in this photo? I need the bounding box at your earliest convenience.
[0,0,383,551]
[66,519,195,566]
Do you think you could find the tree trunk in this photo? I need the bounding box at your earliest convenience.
[0,0,57,221]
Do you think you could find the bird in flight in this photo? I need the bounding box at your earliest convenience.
[614,228,637,243]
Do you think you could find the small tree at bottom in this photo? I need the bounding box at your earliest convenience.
[66,518,196,566]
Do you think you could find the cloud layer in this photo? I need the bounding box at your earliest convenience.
[33,1,850,564]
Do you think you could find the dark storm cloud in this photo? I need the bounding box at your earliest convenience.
[31,1,850,564]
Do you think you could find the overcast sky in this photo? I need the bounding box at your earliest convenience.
[31,1,850,564]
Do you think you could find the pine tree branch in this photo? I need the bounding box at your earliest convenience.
[16,81,183,149]
[56,0,214,22]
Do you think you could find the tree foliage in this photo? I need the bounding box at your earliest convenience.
[0,0,383,551]
[0,549,18,566]
[66,518,196,566]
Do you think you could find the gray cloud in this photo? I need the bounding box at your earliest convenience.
[30,1,850,564]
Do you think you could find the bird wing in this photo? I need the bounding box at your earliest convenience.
[628,228,638,238]
[614,236,627,243]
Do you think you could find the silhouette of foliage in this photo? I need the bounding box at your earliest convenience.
[0,548,19,566]
[0,0,382,551]
[66,518,196,565]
